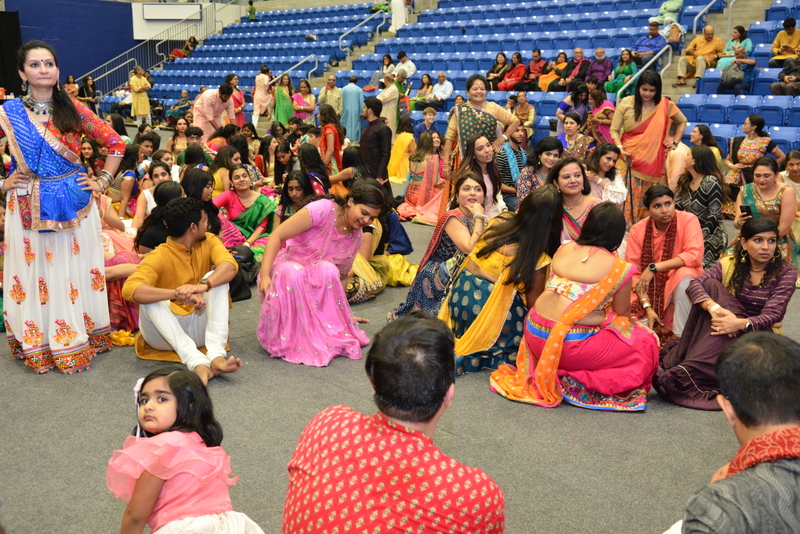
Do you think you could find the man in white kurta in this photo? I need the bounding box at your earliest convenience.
[377,73,399,138]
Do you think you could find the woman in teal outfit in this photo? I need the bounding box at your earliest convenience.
[715,26,753,70]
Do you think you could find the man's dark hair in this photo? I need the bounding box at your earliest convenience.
[186,126,204,138]
[717,333,800,427]
[308,126,321,137]
[532,48,542,55]
[643,184,674,208]
[365,312,455,423]
[139,131,160,151]
[349,76,358,84]
[784,17,796,29]
[218,82,233,96]
[364,97,383,117]
[397,51,408,60]
[163,197,205,238]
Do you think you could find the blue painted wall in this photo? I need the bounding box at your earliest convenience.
[6,0,136,82]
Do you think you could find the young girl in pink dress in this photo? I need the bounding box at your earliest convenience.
[106,366,265,534]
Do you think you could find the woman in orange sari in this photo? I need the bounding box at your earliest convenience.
[610,70,687,226]
[490,202,660,411]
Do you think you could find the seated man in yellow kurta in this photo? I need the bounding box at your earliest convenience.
[673,26,724,88]
[769,17,800,68]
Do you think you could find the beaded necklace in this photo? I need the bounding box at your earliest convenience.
[21,95,53,115]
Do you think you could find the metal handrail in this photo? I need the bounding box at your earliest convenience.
[266,55,320,88]
[92,59,136,86]
[338,11,389,53]
[727,0,740,35]
[693,0,719,35]
[616,44,674,101]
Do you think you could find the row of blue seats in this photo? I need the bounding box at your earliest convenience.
[226,14,371,33]
[697,68,782,97]
[417,8,657,26]
[353,48,631,73]
[157,64,324,86]
[243,3,369,22]
[765,0,800,21]
[436,0,663,10]
[406,10,658,35]
[190,42,348,60]
[205,27,364,44]
[678,94,800,126]
[375,28,650,56]
[681,122,800,156]
[749,19,796,44]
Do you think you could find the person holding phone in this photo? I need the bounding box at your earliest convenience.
[734,157,798,275]
[769,17,800,68]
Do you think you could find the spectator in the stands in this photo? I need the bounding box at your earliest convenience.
[495,126,526,211]
[413,107,439,142]
[674,25,724,89]
[717,47,756,96]
[631,21,667,67]
[397,50,416,77]
[486,53,511,91]
[514,91,535,142]
[769,17,800,68]
[412,73,434,105]
[498,53,527,91]
[771,56,800,96]
[370,53,395,88]
[716,25,753,71]
[318,75,342,116]
[555,83,590,137]
[77,76,98,114]
[586,48,613,86]
[192,82,235,142]
[548,48,590,91]
[378,73,399,137]
[342,76,365,141]
[513,49,547,92]
[414,71,453,111]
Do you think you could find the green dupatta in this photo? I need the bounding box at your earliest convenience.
[232,195,279,237]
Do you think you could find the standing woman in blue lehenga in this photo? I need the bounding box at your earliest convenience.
[0,41,126,374]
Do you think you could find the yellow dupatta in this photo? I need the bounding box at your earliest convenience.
[490,256,633,406]
[438,237,551,356]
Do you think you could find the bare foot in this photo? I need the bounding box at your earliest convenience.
[353,316,370,323]
[210,355,242,377]
[194,364,213,386]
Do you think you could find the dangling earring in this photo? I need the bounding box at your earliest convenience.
[56,80,61,92]
[772,248,782,263]
[740,249,748,263]
[21,80,28,94]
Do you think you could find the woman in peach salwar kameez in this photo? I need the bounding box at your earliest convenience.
[610,71,686,226]
[256,185,384,366]
[397,132,443,224]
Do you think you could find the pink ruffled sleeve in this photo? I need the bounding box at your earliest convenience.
[106,431,237,503]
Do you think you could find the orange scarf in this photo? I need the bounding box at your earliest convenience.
[490,257,632,406]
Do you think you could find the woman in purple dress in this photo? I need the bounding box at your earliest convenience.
[256,184,385,366]
[655,217,797,410]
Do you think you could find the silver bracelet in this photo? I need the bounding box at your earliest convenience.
[96,170,113,190]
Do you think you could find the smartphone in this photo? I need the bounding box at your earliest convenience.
[740,205,752,217]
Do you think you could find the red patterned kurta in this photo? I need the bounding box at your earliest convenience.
[282,405,505,534]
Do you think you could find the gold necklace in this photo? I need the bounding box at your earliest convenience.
[564,195,583,210]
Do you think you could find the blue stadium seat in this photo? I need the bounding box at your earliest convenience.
[754,68,781,95]
[751,43,774,68]
[539,92,562,116]
[768,126,800,152]
[697,69,722,94]
[533,115,553,144]
[765,0,800,21]
[729,95,763,125]
[612,30,635,50]
[759,95,794,125]
[788,96,800,125]
[749,20,782,45]
[677,94,706,122]
[709,124,739,155]
[702,94,735,123]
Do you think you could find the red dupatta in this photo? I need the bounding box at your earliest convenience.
[622,98,671,182]
[727,427,800,478]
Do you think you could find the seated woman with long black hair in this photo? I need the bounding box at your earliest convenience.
[440,185,562,376]
[656,217,797,410]
[491,202,660,411]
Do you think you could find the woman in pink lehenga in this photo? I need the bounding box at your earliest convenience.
[292,79,317,126]
[256,184,385,366]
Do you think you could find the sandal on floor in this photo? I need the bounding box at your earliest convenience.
[671,80,686,87]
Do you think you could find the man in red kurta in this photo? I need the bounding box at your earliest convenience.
[282,313,505,534]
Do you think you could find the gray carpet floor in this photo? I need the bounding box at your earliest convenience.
[1,136,797,532]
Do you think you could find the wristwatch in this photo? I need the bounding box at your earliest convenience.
[648,263,658,273]
[743,319,753,332]
[199,277,212,291]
